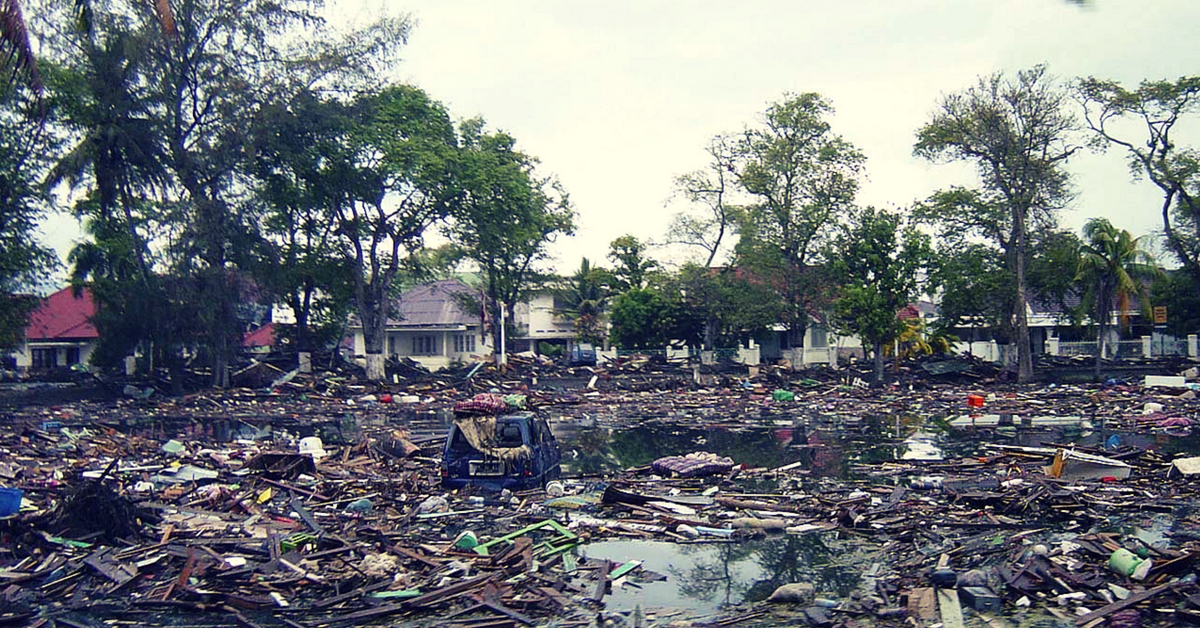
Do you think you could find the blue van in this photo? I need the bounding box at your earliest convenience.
[568,343,597,367]
[441,412,562,491]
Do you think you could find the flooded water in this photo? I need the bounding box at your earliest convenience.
[550,414,1200,479]
[578,532,870,617]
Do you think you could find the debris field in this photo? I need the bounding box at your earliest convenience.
[1,354,1200,628]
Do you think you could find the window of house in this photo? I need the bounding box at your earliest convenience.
[454,334,476,353]
[388,336,397,356]
[31,348,57,369]
[412,335,436,355]
[810,327,828,348]
[65,347,80,365]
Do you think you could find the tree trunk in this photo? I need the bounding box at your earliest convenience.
[365,354,385,381]
[296,281,314,354]
[872,340,885,386]
[491,303,505,368]
[358,286,388,382]
[1014,208,1034,383]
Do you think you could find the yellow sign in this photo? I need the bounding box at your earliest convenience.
[1154,306,1168,324]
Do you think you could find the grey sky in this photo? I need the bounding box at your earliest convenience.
[338,0,1197,269]
[38,0,1200,275]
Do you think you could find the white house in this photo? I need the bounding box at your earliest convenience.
[346,279,491,371]
[8,287,99,373]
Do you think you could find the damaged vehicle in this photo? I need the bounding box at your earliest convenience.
[441,411,562,490]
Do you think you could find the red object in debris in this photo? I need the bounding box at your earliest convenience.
[967,394,985,408]
[379,393,394,404]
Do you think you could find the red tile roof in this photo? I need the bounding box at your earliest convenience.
[243,322,276,348]
[25,288,99,341]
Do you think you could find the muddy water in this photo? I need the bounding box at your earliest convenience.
[578,532,868,617]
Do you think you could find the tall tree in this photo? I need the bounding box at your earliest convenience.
[667,135,739,267]
[828,207,931,385]
[35,0,411,386]
[336,85,460,381]
[915,65,1078,382]
[249,89,355,355]
[450,119,575,367]
[734,93,865,347]
[1075,218,1157,378]
[1077,76,1200,289]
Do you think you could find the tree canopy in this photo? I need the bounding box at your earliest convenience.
[915,65,1078,382]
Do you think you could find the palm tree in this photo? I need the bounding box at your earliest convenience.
[558,258,611,345]
[1075,218,1158,378]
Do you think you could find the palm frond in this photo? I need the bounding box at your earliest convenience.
[1,0,42,94]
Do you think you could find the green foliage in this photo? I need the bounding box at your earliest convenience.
[733,93,865,338]
[0,80,58,350]
[1075,217,1158,376]
[537,341,565,358]
[1027,229,1085,320]
[450,119,575,361]
[248,89,362,352]
[1076,218,1157,324]
[608,288,674,350]
[607,235,657,292]
[34,0,412,385]
[828,207,931,383]
[927,243,1010,339]
[557,258,611,345]
[915,65,1078,382]
[673,263,785,350]
[1151,270,1200,337]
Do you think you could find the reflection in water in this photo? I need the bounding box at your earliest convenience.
[556,423,808,474]
[580,534,865,615]
[553,413,1200,482]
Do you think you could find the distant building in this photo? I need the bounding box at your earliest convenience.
[11,287,99,372]
[509,291,579,355]
[346,279,491,371]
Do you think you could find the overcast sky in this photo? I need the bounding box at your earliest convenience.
[39,0,1200,276]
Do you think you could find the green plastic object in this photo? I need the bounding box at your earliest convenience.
[367,589,422,600]
[772,389,795,402]
[472,519,579,560]
[281,532,317,552]
[453,530,479,549]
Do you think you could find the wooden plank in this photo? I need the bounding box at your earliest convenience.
[937,587,965,628]
[1072,581,1183,626]
[404,573,495,609]
[591,559,610,603]
[907,587,938,621]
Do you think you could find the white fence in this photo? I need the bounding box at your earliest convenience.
[1049,335,1198,360]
